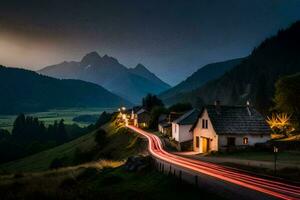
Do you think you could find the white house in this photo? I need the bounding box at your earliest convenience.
[190,102,271,153]
[171,109,200,148]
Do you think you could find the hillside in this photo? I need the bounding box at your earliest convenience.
[0,121,145,173]
[0,66,130,114]
[160,58,243,104]
[168,21,300,113]
[39,52,171,104]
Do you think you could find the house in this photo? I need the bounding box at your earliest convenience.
[190,102,271,153]
[158,112,183,137]
[171,109,200,150]
[134,108,151,128]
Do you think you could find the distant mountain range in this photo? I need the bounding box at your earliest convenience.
[0,66,130,114]
[162,21,300,113]
[159,58,244,104]
[38,52,170,104]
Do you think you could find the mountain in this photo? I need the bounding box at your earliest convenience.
[167,21,300,113]
[39,53,171,104]
[0,65,130,114]
[159,58,244,103]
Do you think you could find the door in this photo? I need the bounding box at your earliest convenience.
[202,137,209,153]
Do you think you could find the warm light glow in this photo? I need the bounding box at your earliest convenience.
[126,125,300,200]
[266,113,294,135]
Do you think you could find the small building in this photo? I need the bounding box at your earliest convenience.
[190,102,271,153]
[134,108,150,128]
[171,109,200,150]
[158,112,182,137]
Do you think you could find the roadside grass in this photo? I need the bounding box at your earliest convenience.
[221,162,300,182]
[209,150,300,164]
[0,163,227,200]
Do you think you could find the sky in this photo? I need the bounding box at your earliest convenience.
[0,0,300,85]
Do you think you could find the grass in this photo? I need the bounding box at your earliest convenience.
[0,130,98,173]
[0,107,116,131]
[0,163,227,200]
[210,150,300,164]
[0,120,146,173]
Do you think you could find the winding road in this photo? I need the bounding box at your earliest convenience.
[127,125,300,200]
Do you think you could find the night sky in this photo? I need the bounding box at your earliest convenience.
[0,0,300,85]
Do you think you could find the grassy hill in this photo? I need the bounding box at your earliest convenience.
[0,119,226,200]
[0,120,146,173]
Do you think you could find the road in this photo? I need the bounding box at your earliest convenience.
[127,125,300,200]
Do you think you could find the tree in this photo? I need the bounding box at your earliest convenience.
[94,129,107,148]
[149,106,168,130]
[142,94,164,111]
[266,113,295,136]
[57,119,68,143]
[11,114,26,141]
[274,73,300,129]
[168,103,192,113]
[95,112,113,128]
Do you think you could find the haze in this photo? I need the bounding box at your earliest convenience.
[0,0,300,85]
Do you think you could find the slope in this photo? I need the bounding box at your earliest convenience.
[160,58,243,103]
[0,66,130,114]
[168,21,300,113]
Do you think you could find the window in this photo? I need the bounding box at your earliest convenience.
[227,137,236,146]
[243,137,249,145]
[196,137,200,148]
[202,119,208,129]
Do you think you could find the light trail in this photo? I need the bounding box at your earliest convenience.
[127,125,300,200]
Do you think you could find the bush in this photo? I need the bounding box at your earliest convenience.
[49,158,65,169]
[94,129,107,148]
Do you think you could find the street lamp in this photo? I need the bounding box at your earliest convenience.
[273,146,278,176]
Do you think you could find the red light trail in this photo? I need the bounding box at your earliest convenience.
[127,125,300,200]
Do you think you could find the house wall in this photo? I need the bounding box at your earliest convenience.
[193,109,218,153]
[172,123,193,143]
[218,134,270,149]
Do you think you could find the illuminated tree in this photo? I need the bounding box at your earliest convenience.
[266,113,295,136]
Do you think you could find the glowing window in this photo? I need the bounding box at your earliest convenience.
[243,137,249,145]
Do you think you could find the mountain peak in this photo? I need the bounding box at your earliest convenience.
[134,63,150,73]
[81,51,102,64]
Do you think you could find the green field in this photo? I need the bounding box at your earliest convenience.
[0,107,117,132]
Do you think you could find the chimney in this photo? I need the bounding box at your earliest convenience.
[214,100,221,114]
[246,100,252,116]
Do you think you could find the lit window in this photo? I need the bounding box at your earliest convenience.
[243,137,249,145]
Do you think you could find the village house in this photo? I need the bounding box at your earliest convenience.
[134,108,151,128]
[190,102,271,153]
[158,112,182,137]
[171,109,200,150]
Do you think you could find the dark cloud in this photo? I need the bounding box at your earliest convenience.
[0,0,300,85]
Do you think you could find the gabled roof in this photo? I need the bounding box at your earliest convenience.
[173,109,200,125]
[136,108,149,115]
[191,105,270,135]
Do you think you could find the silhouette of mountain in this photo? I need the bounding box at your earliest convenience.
[160,58,243,102]
[39,53,170,104]
[165,21,300,114]
[0,65,130,114]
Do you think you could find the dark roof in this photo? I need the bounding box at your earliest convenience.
[158,121,171,128]
[191,105,270,135]
[173,109,200,125]
[136,108,149,115]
